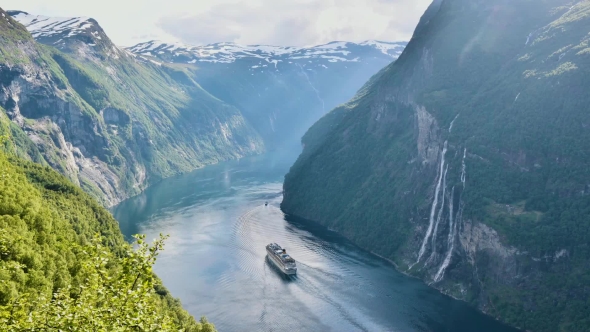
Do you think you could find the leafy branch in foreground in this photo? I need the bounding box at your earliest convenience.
[0,233,216,332]
[0,145,212,331]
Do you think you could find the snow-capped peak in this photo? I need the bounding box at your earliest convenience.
[127,40,407,65]
[8,10,406,67]
[358,40,408,56]
[129,40,299,60]
[8,10,97,40]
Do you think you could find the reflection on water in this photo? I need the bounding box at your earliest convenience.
[112,154,518,332]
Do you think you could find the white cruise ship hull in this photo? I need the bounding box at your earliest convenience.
[266,248,297,275]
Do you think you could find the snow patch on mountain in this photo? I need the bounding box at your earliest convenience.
[127,40,406,64]
[9,10,406,67]
[359,40,405,56]
[8,10,96,40]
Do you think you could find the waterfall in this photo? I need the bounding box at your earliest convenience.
[426,165,448,265]
[296,64,325,113]
[446,187,455,247]
[413,141,448,268]
[434,186,456,282]
[448,114,460,133]
[461,148,467,188]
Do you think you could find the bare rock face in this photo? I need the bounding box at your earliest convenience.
[460,221,518,263]
[100,107,130,126]
[0,42,123,205]
[415,105,440,165]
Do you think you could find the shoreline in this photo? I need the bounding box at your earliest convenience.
[108,151,265,209]
[282,210,523,332]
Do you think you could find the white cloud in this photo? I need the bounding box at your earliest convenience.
[4,0,432,46]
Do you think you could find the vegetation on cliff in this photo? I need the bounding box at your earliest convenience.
[0,134,214,330]
[282,0,590,331]
[1,7,263,206]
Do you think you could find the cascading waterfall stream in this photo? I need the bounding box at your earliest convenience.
[296,64,325,113]
[461,148,466,188]
[412,114,466,275]
[434,148,467,282]
[412,141,448,268]
[447,188,455,248]
[448,114,460,133]
[525,32,533,45]
[426,165,448,265]
[434,186,457,282]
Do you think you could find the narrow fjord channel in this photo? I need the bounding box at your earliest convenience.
[112,153,518,332]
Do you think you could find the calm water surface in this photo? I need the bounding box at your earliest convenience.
[112,153,518,332]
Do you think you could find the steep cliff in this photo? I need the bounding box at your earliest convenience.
[3,9,263,205]
[282,0,590,331]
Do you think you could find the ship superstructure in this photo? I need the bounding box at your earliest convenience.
[266,243,297,275]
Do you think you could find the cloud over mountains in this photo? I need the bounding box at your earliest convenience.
[158,0,432,46]
[4,0,431,46]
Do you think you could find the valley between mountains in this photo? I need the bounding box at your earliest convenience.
[0,6,406,330]
[2,1,590,331]
[3,9,404,206]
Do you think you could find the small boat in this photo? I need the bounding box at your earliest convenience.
[266,243,297,275]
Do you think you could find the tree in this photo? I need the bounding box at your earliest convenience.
[0,234,216,332]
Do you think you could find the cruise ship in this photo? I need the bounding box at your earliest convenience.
[266,243,297,275]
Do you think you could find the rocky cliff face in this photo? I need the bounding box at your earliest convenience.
[282,1,590,331]
[3,9,263,205]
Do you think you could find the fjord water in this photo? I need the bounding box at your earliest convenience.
[112,153,517,332]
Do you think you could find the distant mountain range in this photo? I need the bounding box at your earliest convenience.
[8,10,121,56]
[9,10,406,150]
[8,10,404,65]
[4,9,406,203]
[128,39,405,147]
[128,40,404,64]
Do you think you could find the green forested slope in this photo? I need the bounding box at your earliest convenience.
[0,10,221,330]
[0,135,214,330]
[282,0,590,331]
[1,8,263,206]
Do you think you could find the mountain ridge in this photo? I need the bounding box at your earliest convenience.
[8,10,406,66]
[127,37,407,149]
[3,8,263,206]
[4,8,410,204]
[127,39,406,65]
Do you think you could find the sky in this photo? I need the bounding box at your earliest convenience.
[5,0,433,47]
